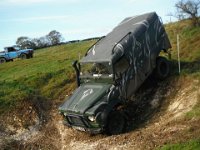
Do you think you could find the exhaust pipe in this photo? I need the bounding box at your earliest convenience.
[72,60,80,87]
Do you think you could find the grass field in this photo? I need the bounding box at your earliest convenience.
[0,40,96,113]
[165,20,200,80]
[160,139,200,150]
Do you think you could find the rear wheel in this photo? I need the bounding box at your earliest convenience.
[105,110,126,135]
[154,56,170,80]
[0,58,6,64]
[20,53,27,59]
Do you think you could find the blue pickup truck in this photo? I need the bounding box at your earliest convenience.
[0,46,33,64]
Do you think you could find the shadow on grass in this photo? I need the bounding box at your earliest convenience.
[170,59,200,76]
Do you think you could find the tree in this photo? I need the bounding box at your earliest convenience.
[175,0,200,27]
[38,36,50,48]
[31,38,41,49]
[16,30,64,49]
[47,30,64,45]
[16,36,36,49]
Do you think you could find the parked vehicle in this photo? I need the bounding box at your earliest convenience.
[59,12,171,135]
[0,46,33,64]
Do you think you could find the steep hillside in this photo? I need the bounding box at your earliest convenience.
[0,20,200,149]
[165,20,200,77]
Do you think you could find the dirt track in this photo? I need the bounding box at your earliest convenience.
[0,77,200,150]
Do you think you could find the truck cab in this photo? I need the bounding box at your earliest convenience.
[4,47,19,59]
[59,12,171,135]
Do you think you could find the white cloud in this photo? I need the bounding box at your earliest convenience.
[127,0,137,2]
[8,0,51,3]
[0,0,87,5]
[62,27,111,40]
[0,0,51,5]
[0,15,70,23]
[0,37,12,42]
[119,0,151,4]
[117,0,137,3]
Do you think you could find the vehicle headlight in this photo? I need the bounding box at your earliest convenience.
[88,116,96,122]
[63,112,67,116]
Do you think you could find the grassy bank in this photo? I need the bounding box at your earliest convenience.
[0,40,95,113]
[160,139,200,150]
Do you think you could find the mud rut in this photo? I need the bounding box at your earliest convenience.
[0,78,199,150]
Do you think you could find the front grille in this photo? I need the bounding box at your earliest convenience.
[67,116,86,127]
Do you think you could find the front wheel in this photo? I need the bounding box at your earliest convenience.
[105,110,126,135]
[30,54,33,58]
[0,58,6,64]
[20,53,27,59]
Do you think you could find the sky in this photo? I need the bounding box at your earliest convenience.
[0,0,177,50]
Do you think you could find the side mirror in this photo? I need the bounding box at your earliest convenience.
[72,60,78,67]
[72,60,80,87]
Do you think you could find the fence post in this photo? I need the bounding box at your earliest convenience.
[177,34,181,74]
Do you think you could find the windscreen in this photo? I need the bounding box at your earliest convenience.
[80,62,113,78]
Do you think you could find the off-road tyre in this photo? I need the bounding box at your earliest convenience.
[30,54,33,58]
[20,53,27,59]
[0,58,6,64]
[154,56,170,80]
[26,54,33,59]
[105,110,126,135]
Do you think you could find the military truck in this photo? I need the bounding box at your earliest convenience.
[59,12,171,135]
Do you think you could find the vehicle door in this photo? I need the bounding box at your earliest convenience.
[7,47,18,59]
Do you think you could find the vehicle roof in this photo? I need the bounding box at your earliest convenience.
[80,12,158,63]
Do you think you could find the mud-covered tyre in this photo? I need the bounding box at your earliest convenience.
[27,54,33,59]
[20,53,27,59]
[0,58,6,64]
[154,56,170,80]
[105,111,126,135]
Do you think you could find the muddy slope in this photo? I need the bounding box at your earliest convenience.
[0,77,199,150]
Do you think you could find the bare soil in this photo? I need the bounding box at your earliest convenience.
[0,77,200,150]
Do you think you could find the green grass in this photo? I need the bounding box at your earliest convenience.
[165,21,200,62]
[186,93,200,119]
[159,139,200,150]
[0,40,95,113]
[166,20,200,80]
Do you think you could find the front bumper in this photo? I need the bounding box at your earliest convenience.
[62,114,103,134]
[63,120,102,134]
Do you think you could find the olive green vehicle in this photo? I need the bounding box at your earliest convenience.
[59,12,171,135]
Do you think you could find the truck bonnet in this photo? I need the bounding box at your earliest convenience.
[59,83,111,114]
